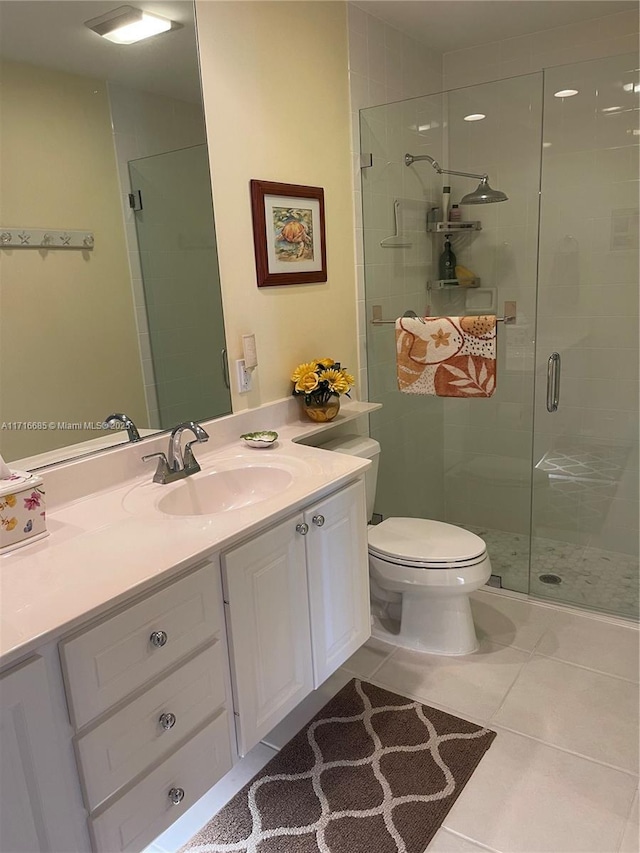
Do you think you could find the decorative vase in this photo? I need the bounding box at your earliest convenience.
[301,395,340,423]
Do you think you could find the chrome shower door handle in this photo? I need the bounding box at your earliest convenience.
[221,348,230,389]
[546,352,561,413]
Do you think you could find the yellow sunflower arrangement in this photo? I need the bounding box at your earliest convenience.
[291,358,355,404]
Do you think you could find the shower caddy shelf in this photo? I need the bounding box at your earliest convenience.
[426,221,482,233]
[427,218,482,288]
[428,278,481,289]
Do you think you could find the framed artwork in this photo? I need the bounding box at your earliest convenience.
[250,180,327,287]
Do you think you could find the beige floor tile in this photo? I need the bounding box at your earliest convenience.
[536,610,640,681]
[341,637,395,677]
[425,829,502,853]
[373,640,529,722]
[619,789,639,853]
[427,828,500,851]
[471,591,554,651]
[444,728,637,853]
[492,655,640,772]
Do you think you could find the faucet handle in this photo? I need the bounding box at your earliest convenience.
[183,441,203,474]
[142,452,172,484]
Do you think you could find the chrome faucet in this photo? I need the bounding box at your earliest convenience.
[142,421,209,484]
[104,412,141,442]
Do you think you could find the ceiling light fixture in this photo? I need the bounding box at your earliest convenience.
[554,89,579,98]
[84,5,180,44]
[464,113,486,121]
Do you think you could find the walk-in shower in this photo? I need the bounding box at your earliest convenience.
[360,53,639,620]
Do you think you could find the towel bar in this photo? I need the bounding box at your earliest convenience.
[370,302,516,325]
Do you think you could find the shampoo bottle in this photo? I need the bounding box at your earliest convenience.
[438,236,457,281]
[442,186,451,221]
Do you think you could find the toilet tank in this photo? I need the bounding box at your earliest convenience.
[317,434,380,522]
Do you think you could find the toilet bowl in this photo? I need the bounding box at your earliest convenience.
[318,435,491,656]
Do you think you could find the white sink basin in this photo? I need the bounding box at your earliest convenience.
[156,466,294,516]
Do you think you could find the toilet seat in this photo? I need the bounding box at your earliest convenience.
[368,517,487,570]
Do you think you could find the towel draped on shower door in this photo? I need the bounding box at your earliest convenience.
[395,315,497,397]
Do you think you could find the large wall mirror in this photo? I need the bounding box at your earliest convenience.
[0,0,232,470]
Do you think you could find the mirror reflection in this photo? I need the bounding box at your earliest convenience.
[0,0,231,469]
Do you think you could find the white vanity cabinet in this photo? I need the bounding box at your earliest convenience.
[222,478,370,756]
[0,655,85,853]
[303,480,371,686]
[59,559,234,853]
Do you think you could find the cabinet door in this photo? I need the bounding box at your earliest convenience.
[0,656,82,853]
[305,479,371,686]
[222,515,313,756]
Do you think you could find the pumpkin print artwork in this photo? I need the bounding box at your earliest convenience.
[273,206,314,261]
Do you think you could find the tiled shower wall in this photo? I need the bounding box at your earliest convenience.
[346,3,443,397]
[440,74,543,544]
[442,9,640,91]
[347,3,446,520]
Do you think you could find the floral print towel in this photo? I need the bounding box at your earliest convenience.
[395,315,496,397]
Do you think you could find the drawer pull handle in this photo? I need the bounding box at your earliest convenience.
[159,712,177,730]
[168,787,185,805]
[312,514,325,527]
[150,630,168,648]
[296,523,309,536]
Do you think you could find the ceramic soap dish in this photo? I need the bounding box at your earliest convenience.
[240,430,278,449]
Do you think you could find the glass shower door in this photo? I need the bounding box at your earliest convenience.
[360,73,543,596]
[531,54,639,618]
[129,145,231,430]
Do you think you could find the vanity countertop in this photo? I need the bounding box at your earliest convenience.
[0,401,379,669]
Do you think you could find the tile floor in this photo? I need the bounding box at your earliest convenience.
[147,589,639,853]
[464,525,639,620]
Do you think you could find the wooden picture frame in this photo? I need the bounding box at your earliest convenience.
[250,180,327,287]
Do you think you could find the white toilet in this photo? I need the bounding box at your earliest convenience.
[320,435,491,655]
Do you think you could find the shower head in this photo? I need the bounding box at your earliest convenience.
[460,177,508,205]
[404,152,508,204]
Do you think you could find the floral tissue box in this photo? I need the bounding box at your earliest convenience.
[0,471,48,553]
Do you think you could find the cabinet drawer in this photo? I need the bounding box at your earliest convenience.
[76,642,226,812]
[61,562,221,729]
[90,712,232,853]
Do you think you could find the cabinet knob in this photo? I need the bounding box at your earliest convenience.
[295,523,309,536]
[312,514,325,527]
[149,630,168,648]
[168,787,185,805]
[159,712,177,730]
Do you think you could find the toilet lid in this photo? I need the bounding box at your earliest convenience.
[368,517,486,565]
